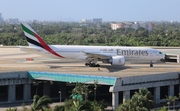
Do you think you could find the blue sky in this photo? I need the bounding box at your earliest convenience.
[0,0,180,22]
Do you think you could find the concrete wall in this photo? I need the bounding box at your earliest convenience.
[0,71,31,86]
[110,72,179,92]
[0,71,32,103]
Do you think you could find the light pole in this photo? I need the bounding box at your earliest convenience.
[59,91,61,103]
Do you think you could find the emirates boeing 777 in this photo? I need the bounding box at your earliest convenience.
[20,22,165,67]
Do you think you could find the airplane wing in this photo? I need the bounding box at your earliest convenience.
[83,51,111,59]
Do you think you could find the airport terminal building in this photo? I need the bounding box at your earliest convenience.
[0,70,180,110]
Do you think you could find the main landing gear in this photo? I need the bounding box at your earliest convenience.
[85,63,100,67]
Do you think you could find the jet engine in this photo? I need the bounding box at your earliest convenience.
[109,56,125,66]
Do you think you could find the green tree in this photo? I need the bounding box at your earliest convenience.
[130,94,149,111]
[90,100,107,111]
[116,99,148,111]
[165,95,173,110]
[64,99,74,111]
[73,100,83,111]
[93,80,99,100]
[116,88,153,111]
[53,105,65,111]
[172,96,179,110]
[31,95,52,111]
[133,88,154,110]
[3,22,180,46]
[156,106,167,111]
[71,83,92,100]
[5,108,17,111]
[64,82,108,111]
[116,100,131,111]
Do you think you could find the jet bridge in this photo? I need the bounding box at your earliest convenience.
[153,47,180,63]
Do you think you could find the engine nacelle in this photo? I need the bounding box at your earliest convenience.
[109,56,125,66]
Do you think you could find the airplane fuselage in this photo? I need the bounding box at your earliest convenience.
[20,45,165,62]
[20,22,165,67]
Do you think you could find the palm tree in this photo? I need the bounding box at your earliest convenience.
[5,108,17,111]
[130,94,149,111]
[156,106,167,111]
[64,99,74,111]
[53,105,65,111]
[93,80,99,100]
[81,84,92,100]
[165,95,173,110]
[31,95,52,111]
[116,100,131,111]
[71,83,92,100]
[73,100,83,111]
[116,88,153,111]
[172,96,179,110]
[90,100,107,111]
[116,99,148,111]
[134,88,154,110]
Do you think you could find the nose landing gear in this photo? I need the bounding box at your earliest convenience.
[150,61,153,67]
[150,63,153,67]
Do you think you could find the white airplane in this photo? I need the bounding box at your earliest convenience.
[20,22,165,67]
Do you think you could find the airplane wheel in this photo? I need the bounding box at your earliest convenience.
[89,63,94,67]
[85,63,89,66]
[89,63,99,67]
[96,64,100,67]
[150,64,153,67]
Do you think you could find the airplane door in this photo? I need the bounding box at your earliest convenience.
[149,50,154,57]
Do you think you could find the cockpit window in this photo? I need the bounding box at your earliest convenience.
[159,52,162,54]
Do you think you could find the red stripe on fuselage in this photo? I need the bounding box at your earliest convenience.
[34,33,64,58]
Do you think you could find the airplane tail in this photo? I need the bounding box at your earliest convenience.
[21,22,64,58]
[21,22,47,48]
